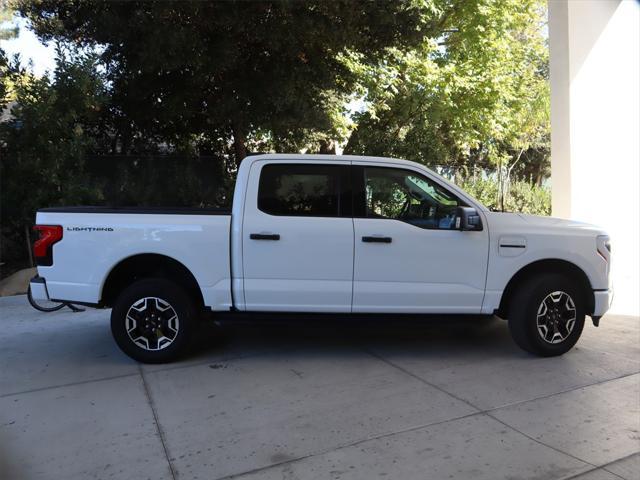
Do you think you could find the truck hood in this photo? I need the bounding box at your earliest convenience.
[485,212,608,236]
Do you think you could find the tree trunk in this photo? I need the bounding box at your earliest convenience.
[343,129,359,155]
[497,159,504,212]
[231,120,247,168]
[318,139,336,154]
[502,148,526,211]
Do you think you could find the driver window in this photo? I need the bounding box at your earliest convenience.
[364,167,463,230]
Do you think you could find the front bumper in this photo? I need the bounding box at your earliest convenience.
[593,288,613,317]
[29,275,50,301]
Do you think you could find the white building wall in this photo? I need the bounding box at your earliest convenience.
[549,0,639,315]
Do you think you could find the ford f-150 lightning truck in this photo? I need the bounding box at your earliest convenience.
[29,154,613,362]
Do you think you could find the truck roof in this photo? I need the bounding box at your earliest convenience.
[244,153,428,170]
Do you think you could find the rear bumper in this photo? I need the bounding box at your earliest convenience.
[593,288,613,317]
[29,275,50,301]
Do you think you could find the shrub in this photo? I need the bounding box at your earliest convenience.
[458,177,551,215]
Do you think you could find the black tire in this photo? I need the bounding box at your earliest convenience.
[508,273,586,356]
[111,278,197,363]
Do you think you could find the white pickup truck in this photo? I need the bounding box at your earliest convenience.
[30,154,612,362]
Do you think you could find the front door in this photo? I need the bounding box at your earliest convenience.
[352,163,489,313]
[242,161,354,312]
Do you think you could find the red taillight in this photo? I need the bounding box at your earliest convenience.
[33,225,63,266]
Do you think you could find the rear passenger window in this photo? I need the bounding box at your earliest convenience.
[258,164,347,217]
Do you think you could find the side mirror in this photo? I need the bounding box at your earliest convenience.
[455,207,482,231]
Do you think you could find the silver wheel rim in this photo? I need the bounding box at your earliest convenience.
[536,291,576,344]
[125,297,179,351]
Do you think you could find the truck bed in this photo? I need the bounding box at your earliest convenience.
[35,208,233,310]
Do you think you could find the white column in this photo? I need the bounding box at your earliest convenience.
[549,0,640,315]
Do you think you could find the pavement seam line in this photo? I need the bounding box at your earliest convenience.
[138,365,178,480]
[214,410,485,480]
[485,412,599,470]
[577,343,640,364]
[365,349,638,475]
[366,346,639,414]
[558,466,618,480]
[485,370,640,412]
[0,349,286,399]
[4,350,634,401]
[215,349,580,480]
[555,450,639,480]
[364,348,481,411]
[600,450,640,479]
[0,371,140,399]
[216,409,637,480]
[364,349,639,425]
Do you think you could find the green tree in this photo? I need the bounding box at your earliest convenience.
[0,46,107,271]
[344,0,549,194]
[0,0,19,41]
[2,1,553,275]
[16,0,444,166]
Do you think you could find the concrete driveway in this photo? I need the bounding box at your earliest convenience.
[1,294,638,480]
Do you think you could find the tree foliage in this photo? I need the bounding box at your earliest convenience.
[1,0,552,274]
[16,0,440,164]
[459,177,550,215]
[0,1,19,41]
[345,0,549,179]
[0,47,107,272]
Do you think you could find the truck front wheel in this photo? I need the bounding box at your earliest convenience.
[111,278,197,363]
[508,273,586,356]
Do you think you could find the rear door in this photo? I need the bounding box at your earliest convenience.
[352,163,489,313]
[241,160,354,312]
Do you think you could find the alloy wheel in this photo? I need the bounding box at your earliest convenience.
[536,291,577,344]
[125,297,180,351]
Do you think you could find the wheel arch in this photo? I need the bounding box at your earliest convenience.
[101,253,205,309]
[497,259,595,318]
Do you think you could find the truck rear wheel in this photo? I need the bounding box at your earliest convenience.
[508,273,586,356]
[111,278,197,363]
